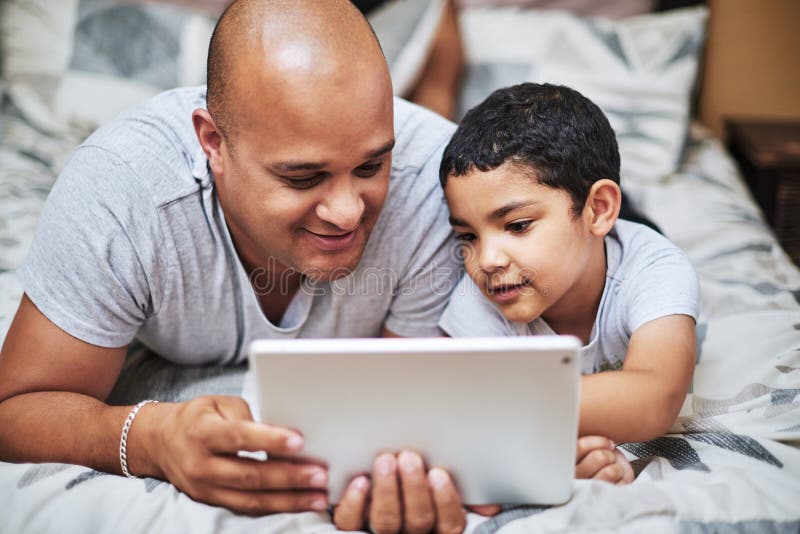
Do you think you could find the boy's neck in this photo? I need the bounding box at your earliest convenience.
[542,239,607,345]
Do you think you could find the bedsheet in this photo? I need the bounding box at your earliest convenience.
[1,106,798,531]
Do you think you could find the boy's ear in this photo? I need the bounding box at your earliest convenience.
[584,179,621,237]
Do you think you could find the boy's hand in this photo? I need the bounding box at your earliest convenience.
[575,436,635,485]
[333,450,500,533]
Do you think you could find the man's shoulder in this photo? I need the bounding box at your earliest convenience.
[391,97,456,172]
[382,98,456,218]
[76,86,209,207]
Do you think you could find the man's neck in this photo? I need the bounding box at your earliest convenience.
[247,262,303,326]
[228,227,303,324]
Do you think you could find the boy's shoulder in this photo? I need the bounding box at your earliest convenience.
[606,219,693,284]
[604,219,700,336]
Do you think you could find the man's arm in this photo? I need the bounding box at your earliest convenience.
[578,314,697,443]
[0,295,128,471]
[0,295,328,514]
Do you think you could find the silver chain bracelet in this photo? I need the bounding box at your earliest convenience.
[119,399,159,478]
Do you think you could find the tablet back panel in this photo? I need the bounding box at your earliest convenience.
[249,336,580,505]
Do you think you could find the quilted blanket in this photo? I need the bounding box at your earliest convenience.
[1,109,798,531]
[0,3,799,532]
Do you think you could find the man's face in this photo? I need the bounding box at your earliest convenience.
[445,163,595,324]
[212,68,395,281]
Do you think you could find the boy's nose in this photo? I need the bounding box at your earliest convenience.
[478,243,510,273]
[315,179,365,231]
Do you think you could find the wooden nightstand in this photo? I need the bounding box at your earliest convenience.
[725,119,800,267]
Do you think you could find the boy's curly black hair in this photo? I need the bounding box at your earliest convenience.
[439,83,620,217]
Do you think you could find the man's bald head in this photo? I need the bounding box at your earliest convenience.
[206,0,386,140]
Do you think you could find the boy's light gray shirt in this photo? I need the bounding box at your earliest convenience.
[439,219,701,374]
[20,87,461,365]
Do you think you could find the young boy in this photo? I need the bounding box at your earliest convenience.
[438,83,700,484]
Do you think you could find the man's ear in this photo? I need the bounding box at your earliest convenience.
[584,179,621,237]
[192,109,226,177]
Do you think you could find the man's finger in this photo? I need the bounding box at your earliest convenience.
[428,468,467,534]
[202,456,327,491]
[397,451,435,534]
[204,487,328,516]
[575,436,614,462]
[202,419,304,455]
[368,453,402,534]
[333,476,371,531]
[211,395,255,422]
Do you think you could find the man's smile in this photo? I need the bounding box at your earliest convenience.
[304,227,359,252]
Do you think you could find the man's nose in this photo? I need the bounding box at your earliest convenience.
[315,177,365,231]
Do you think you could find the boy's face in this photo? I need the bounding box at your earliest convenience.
[445,163,596,324]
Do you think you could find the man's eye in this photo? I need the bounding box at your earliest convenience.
[506,220,532,233]
[286,175,324,189]
[354,162,384,178]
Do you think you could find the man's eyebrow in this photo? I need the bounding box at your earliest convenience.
[490,200,539,220]
[272,161,326,172]
[270,139,396,173]
[366,139,396,159]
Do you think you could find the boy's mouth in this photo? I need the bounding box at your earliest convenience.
[487,279,533,301]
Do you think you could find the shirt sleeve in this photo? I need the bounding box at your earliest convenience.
[17,146,165,347]
[623,245,701,335]
[438,274,517,337]
[381,137,462,337]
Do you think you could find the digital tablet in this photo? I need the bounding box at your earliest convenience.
[246,336,581,505]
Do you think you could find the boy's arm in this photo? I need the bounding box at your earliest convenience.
[578,314,696,443]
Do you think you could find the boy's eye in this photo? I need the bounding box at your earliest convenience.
[354,161,384,178]
[455,232,476,242]
[506,220,532,233]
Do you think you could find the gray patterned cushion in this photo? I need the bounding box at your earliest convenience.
[458,6,708,183]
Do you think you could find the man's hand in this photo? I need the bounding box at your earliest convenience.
[141,395,329,515]
[574,436,634,485]
[333,450,500,534]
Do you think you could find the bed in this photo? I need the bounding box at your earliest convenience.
[1,1,799,532]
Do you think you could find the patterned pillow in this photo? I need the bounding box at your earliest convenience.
[457,6,708,183]
[0,0,442,133]
[1,0,216,133]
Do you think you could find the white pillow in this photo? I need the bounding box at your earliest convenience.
[458,6,708,183]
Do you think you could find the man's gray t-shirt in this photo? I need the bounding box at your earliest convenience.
[20,87,461,365]
[439,220,700,374]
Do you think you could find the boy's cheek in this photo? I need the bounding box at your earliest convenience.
[459,243,479,265]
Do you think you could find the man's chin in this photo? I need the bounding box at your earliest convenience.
[298,254,364,282]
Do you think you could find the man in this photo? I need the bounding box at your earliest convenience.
[0,0,480,532]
